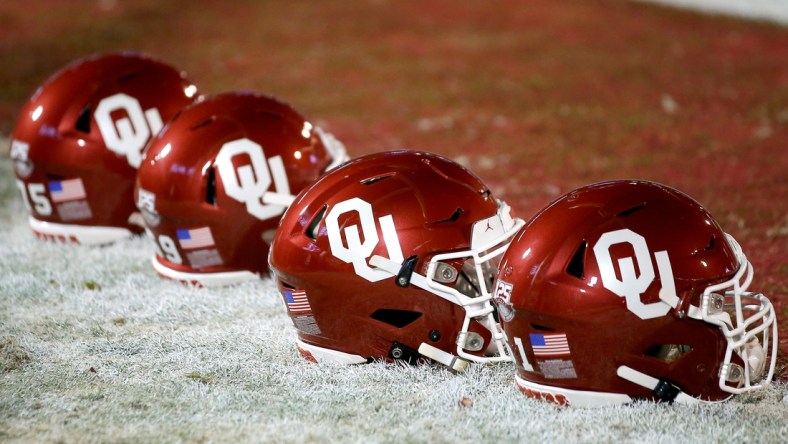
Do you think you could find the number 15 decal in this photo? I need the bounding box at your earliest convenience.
[16,180,52,216]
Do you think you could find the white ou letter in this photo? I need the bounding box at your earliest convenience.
[325,198,404,282]
[593,229,672,320]
[94,93,163,168]
[215,138,291,221]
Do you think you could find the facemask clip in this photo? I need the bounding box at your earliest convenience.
[457,331,484,352]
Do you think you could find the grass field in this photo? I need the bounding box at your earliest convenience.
[1,1,787,442]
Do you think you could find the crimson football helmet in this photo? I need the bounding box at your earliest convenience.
[135,91,348,286]
[494,180,777,407]
[9,52,199,244]
[269,150,525,371]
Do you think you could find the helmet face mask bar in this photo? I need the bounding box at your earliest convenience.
[694,235,777,395]
[371,202,524,366]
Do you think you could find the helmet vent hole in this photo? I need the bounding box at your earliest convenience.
[306,205,327,241]
[530,324,555,332]
[617,203,646,218]
[370,309,422,328]
[205,167,217,206]
[643,344,692,363]
[75,104,92,133]
[117,71,141,83]
[279,280,296,290]
[435,208,463,224]
[691,235,716,256]
[254,110,284,120]
[191,116,216,130]
[360,174,394,185]
[566,241,586,279]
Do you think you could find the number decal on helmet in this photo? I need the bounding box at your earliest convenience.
[493,280,515,321]
[325,198,404,282]
[155,234,183,265]
[16,180,52,216]
[592,228,678,320]
[215,138,291,221]
[94,93,163,168]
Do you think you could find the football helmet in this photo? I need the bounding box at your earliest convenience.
[135,91,348,286]
[9,52,199,244]
[269,150,525,371]
[494,180,777,407]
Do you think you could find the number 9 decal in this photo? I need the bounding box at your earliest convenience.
[147,229,182,264]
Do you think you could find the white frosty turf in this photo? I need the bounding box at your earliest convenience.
[0,154,786,443]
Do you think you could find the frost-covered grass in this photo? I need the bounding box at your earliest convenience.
[0,154,787,443]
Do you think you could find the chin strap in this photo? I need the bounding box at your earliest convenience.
[616,366,701,405]
[418,343,469,372]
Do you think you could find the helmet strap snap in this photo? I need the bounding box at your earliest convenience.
[388,341,420,364]
[396,255,418,287]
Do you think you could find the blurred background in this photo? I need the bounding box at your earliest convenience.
[1,0,786,353]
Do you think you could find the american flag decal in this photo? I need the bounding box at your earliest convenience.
[530,332,571,357]
[176,227,215,250]
[285,289,311,313]
[48,179,86,202]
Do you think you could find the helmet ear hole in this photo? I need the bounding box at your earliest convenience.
[75,104,92,133]
[643,344,692,363]
[370,309,422,328]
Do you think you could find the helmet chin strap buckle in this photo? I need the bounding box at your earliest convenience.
[418,343,469,372]
[617,365,700,405]
[652,378,681,403]
[396,255,418,287]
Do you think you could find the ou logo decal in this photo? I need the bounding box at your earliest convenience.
[325,198,404,282]
[592,228,678,320]
[94,93,163,168]
[215,138,291,221]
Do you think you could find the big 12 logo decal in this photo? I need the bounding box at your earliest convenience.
[592,228,679,320]
[94,93,163,168]
[215,138,291,221]
[325,197,404,282]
